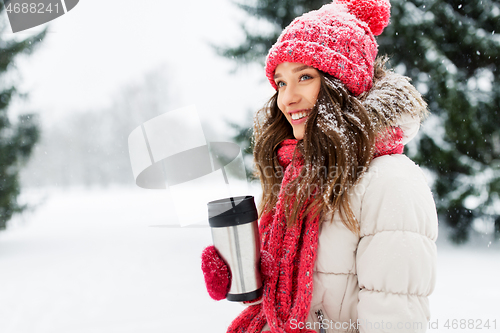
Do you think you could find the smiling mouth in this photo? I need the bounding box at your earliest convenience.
[291,110,309,120]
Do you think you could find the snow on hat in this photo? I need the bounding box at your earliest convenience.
[265,0,391,96]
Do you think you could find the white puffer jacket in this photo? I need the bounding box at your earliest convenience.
[258,116,438,333]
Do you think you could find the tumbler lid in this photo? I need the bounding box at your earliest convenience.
[208,195,258,228]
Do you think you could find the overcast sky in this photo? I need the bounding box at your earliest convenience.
[5,0,275,139]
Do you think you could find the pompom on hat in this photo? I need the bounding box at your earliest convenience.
[265,0,391,96]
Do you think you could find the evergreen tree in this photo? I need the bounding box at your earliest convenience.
[219,0,500,243]
[0,2,46,229]
[226,109,255,180]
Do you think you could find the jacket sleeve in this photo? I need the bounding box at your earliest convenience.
[356,155,438,333]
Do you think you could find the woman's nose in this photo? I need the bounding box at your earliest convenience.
[281,84,300,106]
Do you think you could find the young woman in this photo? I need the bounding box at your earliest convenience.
[202,1,438,332]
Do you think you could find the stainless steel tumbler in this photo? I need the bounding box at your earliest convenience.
[207,195,262,302]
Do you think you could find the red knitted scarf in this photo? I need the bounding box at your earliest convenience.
[227,127,403,333]
[373,126,404,158]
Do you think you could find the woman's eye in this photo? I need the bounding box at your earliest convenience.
[276,81,286,88]
[300,74,312,81]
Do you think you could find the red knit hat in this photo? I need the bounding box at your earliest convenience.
[265,0,391,96]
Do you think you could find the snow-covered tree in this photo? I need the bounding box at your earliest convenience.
[0,3,46,229]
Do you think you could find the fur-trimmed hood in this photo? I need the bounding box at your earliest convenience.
[359,57,429,144]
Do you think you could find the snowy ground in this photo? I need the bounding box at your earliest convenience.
[0,185,499,333]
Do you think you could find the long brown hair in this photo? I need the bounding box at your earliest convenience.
[252,71,375,234]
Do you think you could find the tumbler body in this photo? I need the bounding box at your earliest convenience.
[208,196,262,302]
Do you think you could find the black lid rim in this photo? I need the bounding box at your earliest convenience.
[208,207,259,227]
[208,196,257,220]
[208,195,254,205]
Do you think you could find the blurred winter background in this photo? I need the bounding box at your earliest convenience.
[0,0,499,332]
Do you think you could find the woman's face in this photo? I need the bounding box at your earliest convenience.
[274,62,321,140]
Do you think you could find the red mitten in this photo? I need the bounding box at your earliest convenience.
[201,245,231,301]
